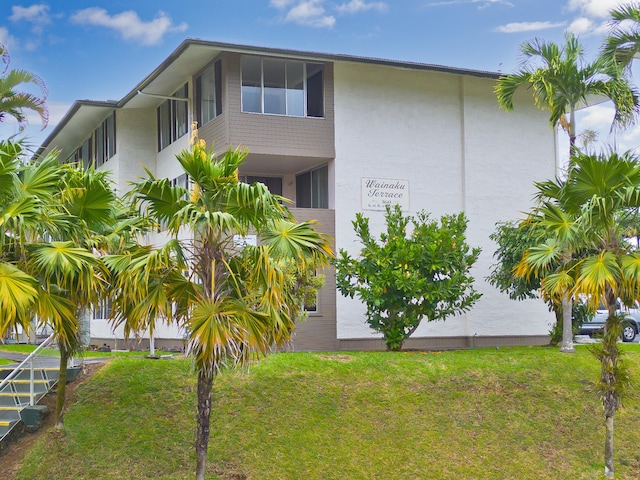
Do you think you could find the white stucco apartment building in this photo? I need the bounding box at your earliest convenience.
[38,39,557,351]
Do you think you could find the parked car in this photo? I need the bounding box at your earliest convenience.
[577,302,640,342]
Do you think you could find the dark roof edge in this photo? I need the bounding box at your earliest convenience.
[185,38,501,79]
[37,99,118,156]
[120,38,500,106]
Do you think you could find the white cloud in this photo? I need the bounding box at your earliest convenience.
[336,0,388,14]
[9,4,52,37]
[567,17,592,34]
[428,0,513,8]
[271,0,386,28]
[618,124,640,153]
[566,0,628,19]
[0,27,17,51]
[70,8,188,46]
[494,21,566,33]
[272,0,336,28]
[9,4,51,25]
[270,0,296,7]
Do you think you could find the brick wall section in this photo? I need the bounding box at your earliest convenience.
[288,208,338,351]
[220,53,335,159]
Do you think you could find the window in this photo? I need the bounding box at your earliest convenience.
[157,84,188,151]
[296,165,328,208]
[239,175,283,196]
[304,294,318,313]
[160,173,193,231]
[170,173,192,191]
[241,56,324,118]
[71,112,116,169]
[195,60,222,126]
[93,300,112,320]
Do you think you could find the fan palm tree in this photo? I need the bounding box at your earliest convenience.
[603,2,640,68]
[107,132,332,480]
[0,44,48,131]
[0,140,123,428]
[516,149,640,478]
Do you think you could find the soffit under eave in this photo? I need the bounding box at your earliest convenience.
[40,104,115,161]
[121,44,224,110]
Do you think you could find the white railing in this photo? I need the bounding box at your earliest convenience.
[0,333,56,406]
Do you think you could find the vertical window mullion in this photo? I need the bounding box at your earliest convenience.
[261,58,265,114]
[303,63,307,117]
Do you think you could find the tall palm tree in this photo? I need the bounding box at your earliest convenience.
[495,32,638,154]
[107,133,332,480]
[516,150,640,478]
[495,32,639,352]
[0,44,48,131]
[603,2,640,68]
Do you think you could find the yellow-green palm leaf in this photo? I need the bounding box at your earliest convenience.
[0,262,39,330]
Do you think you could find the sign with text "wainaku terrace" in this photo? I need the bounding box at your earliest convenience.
[361,177,409,211]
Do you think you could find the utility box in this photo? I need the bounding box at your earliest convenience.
[20,405,48,432]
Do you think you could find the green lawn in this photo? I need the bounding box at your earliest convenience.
[15,345,640,479]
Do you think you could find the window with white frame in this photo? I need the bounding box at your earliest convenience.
[241,56,324,118]
[304,293,318,313]
[157,84,188,151]
[195,60,222,126]
[296,165,328,208]
[93,299,112,320]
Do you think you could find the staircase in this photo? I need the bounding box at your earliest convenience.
[0,334,60,442]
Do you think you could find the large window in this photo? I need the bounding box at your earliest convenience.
[296,165,328,208]
[195,60,222,126]
[241,56,324,118]
[157,84,188,151]
[239,175,283,196]
[71,111,116,169]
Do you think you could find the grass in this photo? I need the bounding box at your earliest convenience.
[14,345,640,479]
[0,343,178,359]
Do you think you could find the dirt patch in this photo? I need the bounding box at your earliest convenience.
[317,354,353,362]
[0,362,104,479]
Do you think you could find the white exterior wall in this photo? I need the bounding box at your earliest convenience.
[91,108,189,344]
[113,108,158,193]
[333,61,556,340]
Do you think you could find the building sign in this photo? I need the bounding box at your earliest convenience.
[361,177,409,211]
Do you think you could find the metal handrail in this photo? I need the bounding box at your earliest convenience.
[0,333,56,406]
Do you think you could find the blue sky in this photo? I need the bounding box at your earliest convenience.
[0,0,638,152]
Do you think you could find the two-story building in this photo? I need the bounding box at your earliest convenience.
[38,38,557,351]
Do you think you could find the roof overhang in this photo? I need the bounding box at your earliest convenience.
[37,100,117,159]
[37,38,502,157]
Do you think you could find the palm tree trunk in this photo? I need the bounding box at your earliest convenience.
[55,345,69,430]
[569,107,577,158]
[604,413,614,478]
[195,370,214,480]
[601,286,620,478]
[560,294,575,353]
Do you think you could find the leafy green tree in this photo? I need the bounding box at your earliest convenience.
[0,44,48,131]
[335,204,481,351]
[516,149,640,478]
[107,134,332,480]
